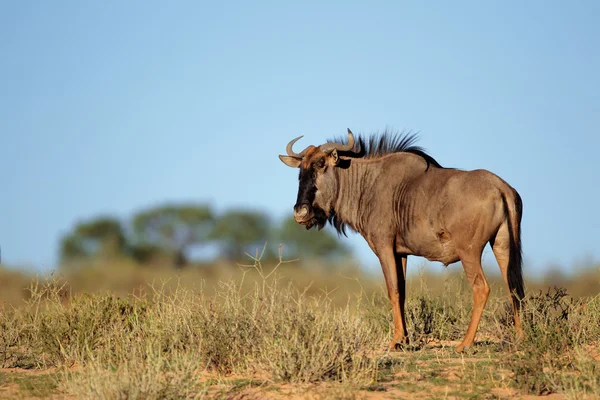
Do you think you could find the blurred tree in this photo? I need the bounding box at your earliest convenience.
[276,216,351,263]
[59,234,87,262]
[127,243,174,267]
[210,209,271,262]
[58,206,353,269]
[59,217,126,263]
[131,204,214,268]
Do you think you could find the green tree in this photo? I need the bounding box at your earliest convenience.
[276,216,351,263]
[59,216,126,263]
[131,204,214,267]
[210,209,271,262]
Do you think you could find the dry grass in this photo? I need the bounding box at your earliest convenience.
[0,257,598,399]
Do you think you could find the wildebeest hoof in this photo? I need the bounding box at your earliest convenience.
[455,344,468,354]
[388,338,409,351]
[456,344,477,354]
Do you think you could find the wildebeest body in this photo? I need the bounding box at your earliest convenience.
[279,129,524,353]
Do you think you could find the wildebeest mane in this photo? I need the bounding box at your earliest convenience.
[327,211,347,237]
[327,129,442,169]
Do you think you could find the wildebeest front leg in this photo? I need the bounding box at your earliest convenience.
[376,246,408,350]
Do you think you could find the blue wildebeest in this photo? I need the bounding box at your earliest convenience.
[279,129,524,353]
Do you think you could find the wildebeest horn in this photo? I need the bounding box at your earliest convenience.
[320,128,356,153]
[286,135,312,158]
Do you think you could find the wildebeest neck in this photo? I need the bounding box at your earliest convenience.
[329,155,429,237]
[330,160,382,235]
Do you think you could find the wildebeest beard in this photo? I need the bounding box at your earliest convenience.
[304,206,328,230]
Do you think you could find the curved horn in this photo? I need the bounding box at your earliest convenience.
[320,128,356,153]
[286,135,311,158]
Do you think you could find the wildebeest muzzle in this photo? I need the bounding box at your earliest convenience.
[293,203,327,230]
[294,203,313,224]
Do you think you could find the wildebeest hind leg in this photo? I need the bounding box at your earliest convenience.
[490,223,523,338]
[393,252,409,345]
[456,246,489,353]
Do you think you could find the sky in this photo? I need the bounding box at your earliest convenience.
[1,1,599,277]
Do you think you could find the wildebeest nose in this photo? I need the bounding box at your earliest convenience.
[294,205,309,220]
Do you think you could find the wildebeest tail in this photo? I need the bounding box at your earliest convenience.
[504,189,525,306]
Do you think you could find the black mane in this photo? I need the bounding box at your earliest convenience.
[325,129,442,236]
[327,129,442,169]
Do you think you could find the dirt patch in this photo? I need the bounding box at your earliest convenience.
[0,368,74,399]
[584,342,600,361]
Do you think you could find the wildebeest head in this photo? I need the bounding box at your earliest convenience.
[279,129,356,230]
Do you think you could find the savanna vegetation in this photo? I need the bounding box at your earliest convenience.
[0,203,598,399]
[0,255,598,399]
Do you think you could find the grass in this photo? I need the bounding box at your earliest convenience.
[0,257,598,399]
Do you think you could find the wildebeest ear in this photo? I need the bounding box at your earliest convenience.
[329,149,339,165]
[279,155,302,168]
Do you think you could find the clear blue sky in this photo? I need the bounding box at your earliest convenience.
[1,1,599,276]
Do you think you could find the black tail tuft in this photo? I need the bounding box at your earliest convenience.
[506,190,525,306]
